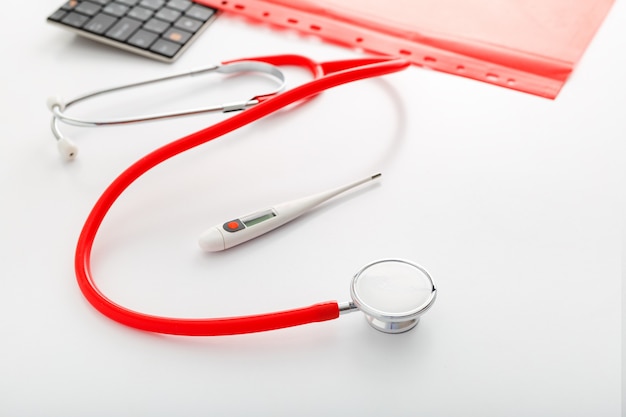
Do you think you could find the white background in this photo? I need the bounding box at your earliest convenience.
[1,1,623,416]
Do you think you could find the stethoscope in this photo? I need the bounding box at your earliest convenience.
[49,54,437,336]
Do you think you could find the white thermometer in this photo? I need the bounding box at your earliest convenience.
[198,173,381,252]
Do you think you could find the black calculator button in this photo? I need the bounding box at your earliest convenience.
[185,4,214,21]
[105,16,141,41]
[49,9,68,21]
[127,6,153,21]
[84,13,117,34]
[139,0,165,10]
[166,0,191,12]
[61,11,90,28]
[155,7,181,22]
[143,17,170,34]
[102,3,130,17]
[149,38,181,57]
[173,15,201,32]
[75,1,103,16]
[127,29,159,48]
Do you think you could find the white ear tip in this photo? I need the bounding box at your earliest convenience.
[57,138,78,160]
[47,96,65,112]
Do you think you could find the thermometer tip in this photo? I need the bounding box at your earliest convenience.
[372,173,382,180]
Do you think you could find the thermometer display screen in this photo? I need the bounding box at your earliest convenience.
[241,209,277,227]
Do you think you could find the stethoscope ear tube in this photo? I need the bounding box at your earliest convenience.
[74,55,411,336]
[48,60,287,160]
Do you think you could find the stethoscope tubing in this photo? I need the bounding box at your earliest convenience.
[74,55,410,336]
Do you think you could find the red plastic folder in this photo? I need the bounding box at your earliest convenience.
[197,0,615,98]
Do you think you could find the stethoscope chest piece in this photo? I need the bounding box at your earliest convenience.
[348,259,437,334]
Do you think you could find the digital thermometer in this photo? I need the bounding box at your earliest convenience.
[199,173,381,251]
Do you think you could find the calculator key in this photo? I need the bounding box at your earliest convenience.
[84,13,117,34]
[143,17,170,34]
[185,4,214,21]
[150,38,181,57]
[127,29,159,48]
[61,0,80,11]
[61,11,90,28]
[75,1,102,16]
[105,16,142,41]
[163,27,191,44]
[167,0,191,12]
[173,15,201,33]
[48,9,68,21]
[116,0,139,6]
[127,6,153,21]
[102,3,130,17]
[155,7,181,22]
[89,0,111,5]
[139,0,165,10]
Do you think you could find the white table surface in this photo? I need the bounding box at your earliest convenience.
[1,1,624,416]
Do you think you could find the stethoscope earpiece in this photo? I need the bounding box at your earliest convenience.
[46,96,65,112]
[56,136,78,161]
[48,97,78,160]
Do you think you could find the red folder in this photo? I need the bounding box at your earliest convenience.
[197,0,615,98]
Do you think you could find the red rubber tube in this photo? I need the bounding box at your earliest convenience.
[74,54,410,336]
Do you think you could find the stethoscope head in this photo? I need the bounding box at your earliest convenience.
[345,259,437,334]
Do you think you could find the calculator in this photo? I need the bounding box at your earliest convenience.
[47,0,218,63]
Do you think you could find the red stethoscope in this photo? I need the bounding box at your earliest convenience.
[49,54,437,336]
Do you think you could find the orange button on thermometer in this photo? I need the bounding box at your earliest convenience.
[224,220,245,232]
